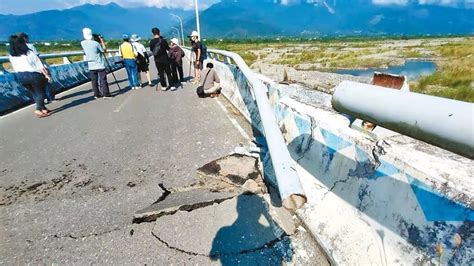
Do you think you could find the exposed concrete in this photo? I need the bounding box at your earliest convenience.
[197,153,266,194]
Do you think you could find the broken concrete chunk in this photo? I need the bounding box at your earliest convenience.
[242,179,264,194]
[197,154,262,186]
[133,188,239,224]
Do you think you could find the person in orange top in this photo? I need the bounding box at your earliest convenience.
[119,34,140,90]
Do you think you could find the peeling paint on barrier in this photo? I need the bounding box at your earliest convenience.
[203,53,474,265]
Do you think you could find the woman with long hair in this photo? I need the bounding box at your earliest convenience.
[8,34,52,118]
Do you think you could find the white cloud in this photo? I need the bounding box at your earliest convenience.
[372,0,473,7]
[79,0,220,10]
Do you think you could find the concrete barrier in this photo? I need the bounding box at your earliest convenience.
[0,56,123,115]
[204,54,473,265]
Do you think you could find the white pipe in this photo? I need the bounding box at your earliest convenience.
[170,13,185,47]
[207,48,307,209]
[332,81,474,159]
[194,0,201,39]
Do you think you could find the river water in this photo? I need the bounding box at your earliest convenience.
[335,60,437,81]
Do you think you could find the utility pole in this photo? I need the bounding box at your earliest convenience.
[170,13,185,47]
[194,0,201,39]
[171,27,181,45]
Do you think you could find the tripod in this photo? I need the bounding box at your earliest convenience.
[188,52,195,82]
[101,52,122,94]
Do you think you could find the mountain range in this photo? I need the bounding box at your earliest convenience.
[0,3,192,40]
[0,1,473,40]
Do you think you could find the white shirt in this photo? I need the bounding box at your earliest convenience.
[132,42,147,57]
[9,51,45,73]
[26,43,39,55]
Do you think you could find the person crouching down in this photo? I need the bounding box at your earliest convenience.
[119,34,140,90]
[80,28,111,99]
[196,63,221,98]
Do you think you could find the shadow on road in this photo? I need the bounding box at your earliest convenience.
[210,194,292,265]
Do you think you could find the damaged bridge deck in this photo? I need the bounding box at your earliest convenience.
[0,62,327,264]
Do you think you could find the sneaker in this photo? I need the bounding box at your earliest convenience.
[170,86,177,91]
[103,96,111,99]
[161,86,168,91]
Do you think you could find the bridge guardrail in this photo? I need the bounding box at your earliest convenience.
[0,50,120,73]
[188,48,307,210]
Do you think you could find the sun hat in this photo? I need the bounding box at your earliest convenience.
[122,34,129,40]
[82,28,93,40]
[170,38,179,45]
[190,31,199,37]
[130,34,141,42]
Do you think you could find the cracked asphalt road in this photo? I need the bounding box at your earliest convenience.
[0,61,254,263]
[0,60,329,265]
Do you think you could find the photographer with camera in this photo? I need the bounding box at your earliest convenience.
[80,28,111,99]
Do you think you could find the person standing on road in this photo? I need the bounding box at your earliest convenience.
[190,31,204,84]
[168,38,185,88]
[119,34,140,90]
[19,32,56,103]
[8,34,53,118]
[80,27,111,99]
[130,34,151,87]
[149,27,174,91]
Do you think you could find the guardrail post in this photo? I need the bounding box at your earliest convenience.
[224,56,232,65]
[63,57,71,64]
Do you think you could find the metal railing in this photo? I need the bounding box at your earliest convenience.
[0,49,119,73]
[202,48,307,210]
[332,81,474,159]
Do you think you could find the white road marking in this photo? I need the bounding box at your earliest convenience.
[215,98,251,141]
[113,93,133,113]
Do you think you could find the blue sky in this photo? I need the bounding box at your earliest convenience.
[0,0,472,15]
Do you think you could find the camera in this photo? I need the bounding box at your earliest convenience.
[92,33,103,43]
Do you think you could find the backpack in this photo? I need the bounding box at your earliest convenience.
[152,38,162,57]
[200,42,208,60]
[196,69,212,97]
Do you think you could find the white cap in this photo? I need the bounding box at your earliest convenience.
[170,38,179,45]
[82,28,92,40]
[190,31,199,37]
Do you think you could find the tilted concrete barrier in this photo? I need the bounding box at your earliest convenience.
[0,57,123,115]
[203,55,473,265]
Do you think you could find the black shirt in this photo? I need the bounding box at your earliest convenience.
[149,36,170,63]
[192,41,202,61]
